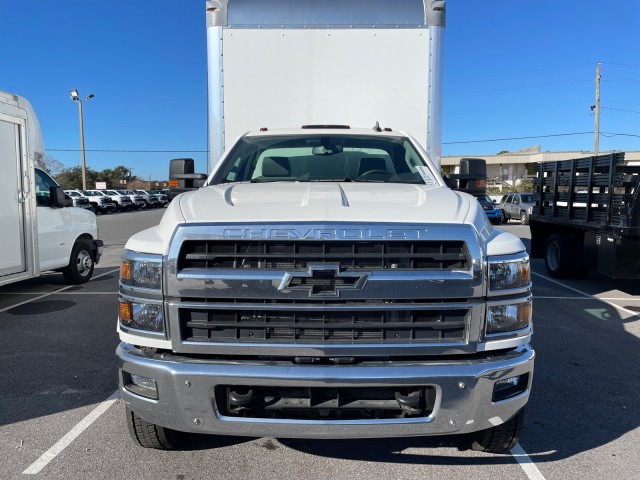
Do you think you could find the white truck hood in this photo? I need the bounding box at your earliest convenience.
[127,183,525,257]
[180,183,468,224]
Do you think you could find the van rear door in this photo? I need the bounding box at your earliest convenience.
[0,113,29,284]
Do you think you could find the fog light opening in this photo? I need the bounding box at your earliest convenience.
[123,371,158,400]
[492,373,529,402]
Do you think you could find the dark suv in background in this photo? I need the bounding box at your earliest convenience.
[473,193,503,225]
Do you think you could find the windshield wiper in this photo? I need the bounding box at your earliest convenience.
[294,174,355,182]
[249,178,292,183]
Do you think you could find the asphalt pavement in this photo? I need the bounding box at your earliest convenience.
[0,211,638,479]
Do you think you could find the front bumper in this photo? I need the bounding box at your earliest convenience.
[117,343,534,439]
[485,210,502,219]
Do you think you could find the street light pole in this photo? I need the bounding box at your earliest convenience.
[70,90,94,190]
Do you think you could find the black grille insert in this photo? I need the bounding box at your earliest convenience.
[178,240,470,271]
[180,307,468,344]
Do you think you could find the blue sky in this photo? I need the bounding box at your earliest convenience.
[1,0,639,181]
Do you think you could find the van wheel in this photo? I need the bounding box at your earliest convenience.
[470,409,524,453]
[126,406,181,449]
[62,238,95,284]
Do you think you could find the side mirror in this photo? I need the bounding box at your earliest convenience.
[443,175,458,189]
[50,187,72,208]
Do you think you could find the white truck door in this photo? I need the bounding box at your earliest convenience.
[34,169,72,270]
[0,114,28,278]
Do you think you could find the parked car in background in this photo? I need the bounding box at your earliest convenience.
[63,190,93,211]
[104,189,136,211]
[76,190,116,214]
[132,189,161,208]
[117,190,146,210]
[500,192,535,225]
[473,193,502,225]
[149,189,170,205]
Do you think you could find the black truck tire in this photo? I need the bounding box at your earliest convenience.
[470,408,524,453]
[62,238,95,284]
[544,233,588,278]
[520,210,529,225]
[126,406,181,449]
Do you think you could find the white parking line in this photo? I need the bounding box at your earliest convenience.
[511,443,547,480]
[0,292,117,295]
[535,296,640,301]
[533,272,640,320]
[0,269,119,314]
[22,390,120,475]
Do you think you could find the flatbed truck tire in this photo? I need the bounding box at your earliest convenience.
[126,406,181,449]
[470,408,524,453]
[545,233,589,279]
[62,238,95,284]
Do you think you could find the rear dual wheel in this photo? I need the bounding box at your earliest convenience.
[545,234,589,279]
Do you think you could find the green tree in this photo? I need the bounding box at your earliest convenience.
[55,166,99,190]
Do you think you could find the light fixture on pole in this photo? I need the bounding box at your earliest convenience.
[69,89,94,190]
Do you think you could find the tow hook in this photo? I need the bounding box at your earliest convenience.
[395,390,422,414]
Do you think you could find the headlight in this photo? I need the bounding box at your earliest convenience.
[487,298,532,334]
[527,206,533,214]
[121,252,162,289]
[119,301,164,333]
[489,254,530,291]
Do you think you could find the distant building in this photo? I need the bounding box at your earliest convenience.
[442,149,640,190]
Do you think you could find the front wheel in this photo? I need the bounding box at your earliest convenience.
[520,211,529,225]
[126,406,181,449]
[470,408,524,453]
[62,238,95,284]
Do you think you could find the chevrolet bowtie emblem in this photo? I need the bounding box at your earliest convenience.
[278,264,369,297]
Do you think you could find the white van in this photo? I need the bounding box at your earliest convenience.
[0,90,103,286]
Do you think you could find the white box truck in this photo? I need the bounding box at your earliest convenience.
[0,90,103,286]
[117,0,534,453]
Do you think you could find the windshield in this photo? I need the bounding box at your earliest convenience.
[475,194,494,204]
[211,134,435,185]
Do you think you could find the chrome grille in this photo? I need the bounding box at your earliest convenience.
[166,224,484,355]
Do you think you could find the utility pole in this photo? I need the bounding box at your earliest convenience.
[69,90,94,190]
[594,63,601,156]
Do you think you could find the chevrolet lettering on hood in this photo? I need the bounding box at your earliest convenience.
[222,227,429,240]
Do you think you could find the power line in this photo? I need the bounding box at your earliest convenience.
[601,132,640,138]
[606,75,640,83]
[447,62,594,82]
[447,101,585,116]
[46,132,639,152]
[603,100,640,106]
[443,132,593,145]
[445,78,592,97]
[604,62,640,69]
[602,107,640,114]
